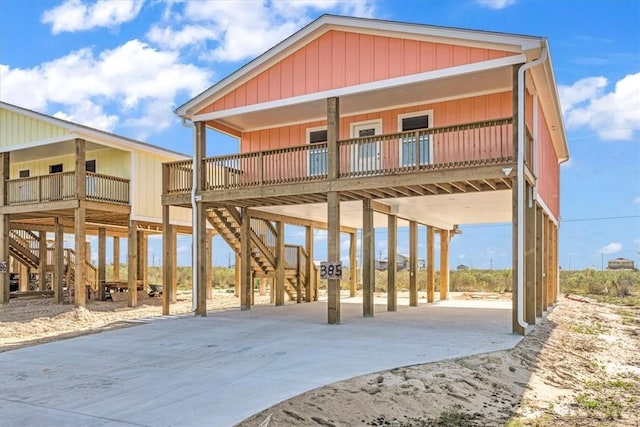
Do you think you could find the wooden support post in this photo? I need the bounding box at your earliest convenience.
[127,219,137,308]
[349,232,357,298]
[362,198,374,317]
[535,205,543,317]
[38,231,47,291]
[54,218,64,303]
[0,152,8,304]
[170,227,177,303]
[137,231,148,296]
[0,215,8,304]
[162,202,173,315]
[525,187,536,325]
[275,220,285,306]
[235,254,241,298]
[19,263,28,292]
[542,215,550,312]
[74,204,87,307]
[409,220,418,306]
[387,214,397,312]
[296,246,302,303]
[511,64,526,335]
[327,96,341,323]
[194,121,207,316]
[426,226,435,303]
[98,227,106,301]
[206,230,214,300]
[305,225,314,302]
[240,208,252,310]
[259,278,266,296]
[439,229,450,301]
[552,224,558,304]
[113,236,120,280]
[327,191,341,324]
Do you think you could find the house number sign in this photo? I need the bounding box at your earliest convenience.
[320,261,342,279]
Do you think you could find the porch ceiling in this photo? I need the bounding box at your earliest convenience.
[257,189,512,231]
[10,139,105,163]
[211,66,512,132]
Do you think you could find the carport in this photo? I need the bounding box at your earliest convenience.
[0,298,521,426]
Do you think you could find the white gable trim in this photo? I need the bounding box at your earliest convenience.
[192,54,525,123]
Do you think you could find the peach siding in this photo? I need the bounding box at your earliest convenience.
[536,101,560,218]
[200,31,515,115]
[241,92,513,152]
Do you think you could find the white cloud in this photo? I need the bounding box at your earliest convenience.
[634,196,640,204]
[0,40,210,138]
[42,0,144,34]
[559,73,640,141]
[600,242,622,255]
[475,0,516,9]
[146,0,374,63]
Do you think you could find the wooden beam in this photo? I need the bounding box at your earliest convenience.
[75,202,87,308]
[247,208,356,234]
[127,219,137,308]
[206,230,214,300]
[511,63,525,335]
[306,225,315,302]
[439,229,450,301]
[98,227,106,301]
[137,230,148,297]
[54,218,64,304]
[38,231,47,291]
[241,207,252,310]
[275,220,285,306]
[535,205,543,317]
[362,198,374,317]
[113,236,120,280]
[235,254,241,298]
[327,97,339,180]
[525,187,536,325]
[426,225,435,303]
[0,214,8,304]
[327,191,340,324]
[387,214,397,311]
[195,121,207,316]
[349,231,357,297]
[162,203,173,315]
[409,220,418,306]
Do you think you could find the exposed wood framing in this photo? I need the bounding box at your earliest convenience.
[98,228,106,301]
[127,219,137,308]
[426,225,435,303]
[349,231,357,297]
[275,220,285,306]
[387,214,397,312]
[327,191,340,324]
[409,220,418,307]
[440,229,450,300]
[362,198,374,317]
[535,204,543,317]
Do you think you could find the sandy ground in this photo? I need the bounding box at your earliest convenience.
[1,291,638,426]
[239,295,640,426]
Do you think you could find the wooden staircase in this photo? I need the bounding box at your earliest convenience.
[8,229,98,294]
[206,206,314,301]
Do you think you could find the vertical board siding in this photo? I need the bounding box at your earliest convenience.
[197,31,515,115]
[0,109,71,148]
[536,102,560,218]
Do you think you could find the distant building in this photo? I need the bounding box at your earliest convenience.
[607,258,635,270]
[376,254,425,271]
[457,264,470,271]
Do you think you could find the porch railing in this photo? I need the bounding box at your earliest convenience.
[7,172,130,205]
[164,118,514,193]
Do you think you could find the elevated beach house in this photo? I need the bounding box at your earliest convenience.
[0,102,192,309]
[162,15,568,334]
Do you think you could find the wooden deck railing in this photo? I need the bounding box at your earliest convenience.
[7,172,130,205]
[164,118,514,194]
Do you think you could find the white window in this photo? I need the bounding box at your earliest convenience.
[306,127,327,176]
[398,110,433,167]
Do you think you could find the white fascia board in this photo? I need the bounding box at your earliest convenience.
[176,15,540,118]
[192,54,526,124]
[535,193,559,225]
[0,135,73,153]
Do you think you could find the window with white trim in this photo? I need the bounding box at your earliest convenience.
[307,127,327,176]
[398,111,433,167]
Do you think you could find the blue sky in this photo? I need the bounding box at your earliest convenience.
[1,0,638,270]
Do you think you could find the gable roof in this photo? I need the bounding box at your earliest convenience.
[175,14,543,118]
[0,101,189,159]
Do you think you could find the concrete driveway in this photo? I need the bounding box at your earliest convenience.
[0,298,521,426]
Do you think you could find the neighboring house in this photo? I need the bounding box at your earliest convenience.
[163,15,568,334]
[607,258,635,270]
[376,254,425,271]
[0,102,192,308]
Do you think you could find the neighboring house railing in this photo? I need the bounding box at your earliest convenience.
[7,172,130,205]
[164,118,514,193]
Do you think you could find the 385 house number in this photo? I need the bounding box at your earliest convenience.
[320,261,342,279]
